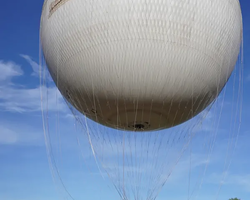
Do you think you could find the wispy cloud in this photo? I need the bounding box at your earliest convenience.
[226,173,250,192]
[20,54,40,76]
[0,123,43,146]
[0,58,67,113]
[0,126,18,144]
[0,85,67,113]
[0,60,23,82]
[207,172,250,192]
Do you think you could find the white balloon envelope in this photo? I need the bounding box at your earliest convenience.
[40,0,242,131]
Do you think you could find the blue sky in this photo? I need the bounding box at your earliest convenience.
[0,1,250,200]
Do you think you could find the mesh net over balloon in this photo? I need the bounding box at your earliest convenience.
[39,0,244,199]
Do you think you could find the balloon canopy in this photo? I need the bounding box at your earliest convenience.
[40,0,242,132]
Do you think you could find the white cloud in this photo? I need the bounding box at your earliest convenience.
[227,174,250,192]
[20,54,40,76]
[0,126,18,144]
[0,124,43,146]
[0,60,23,82]
[207,172,250,193]
[0,57,68,113]
[0,85,67,113]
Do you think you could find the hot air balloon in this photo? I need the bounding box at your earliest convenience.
[40,0,243,199]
